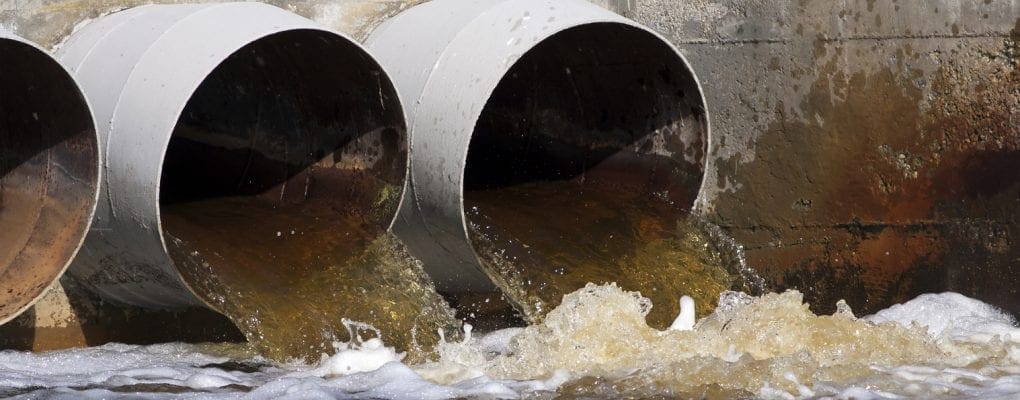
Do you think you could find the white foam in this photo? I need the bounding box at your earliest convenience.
[247,362,517,400]
[296,338,403,378]
[0,289,1017,399]
[667,295,696,331]
[475,328,525,355]
[183,370,241,389]
[0,342,250,391]
[865,292,1019,342]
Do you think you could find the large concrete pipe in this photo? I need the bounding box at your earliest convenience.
[54,3,458,361]
[0,32,99,325]
[367,0,725,327]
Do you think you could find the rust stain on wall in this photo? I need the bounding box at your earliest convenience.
[712,34,1019,315]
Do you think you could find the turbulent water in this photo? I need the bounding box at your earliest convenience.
[2,285,1017,399]
[425,285,1020,398]
[466,181,762,328]
[163,197,461,364]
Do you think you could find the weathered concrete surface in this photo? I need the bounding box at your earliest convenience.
[0,0,1017,348]
[626,0,1020,316]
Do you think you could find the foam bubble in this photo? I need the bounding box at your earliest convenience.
[667,295,696,331]
[297,338,404,378]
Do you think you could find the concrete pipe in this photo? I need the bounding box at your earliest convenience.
[56,3,407,313]
[367,0,717,326]
[0,32,99,325]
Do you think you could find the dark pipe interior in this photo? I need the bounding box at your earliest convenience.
[461,23,711,327]
[0,39,98,322]
[159,30,407,313]
[465,24,706,196]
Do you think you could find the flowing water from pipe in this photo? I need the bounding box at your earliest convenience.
[465,179,764,328]
[162,196,461,364]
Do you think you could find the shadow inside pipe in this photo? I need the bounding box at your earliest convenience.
[159,30,459,362]
[462,24,742,329]
[0,39,98,324]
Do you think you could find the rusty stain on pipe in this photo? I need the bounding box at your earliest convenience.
[0,31,99,326]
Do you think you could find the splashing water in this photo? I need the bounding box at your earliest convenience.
[465,180,764,328]
[163,197,461,364]
[421,284,1020,399]
[1,285,1017,399]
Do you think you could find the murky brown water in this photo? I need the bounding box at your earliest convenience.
[422,284,1018,400]
[465,180,762,329]
[162,196,461,363]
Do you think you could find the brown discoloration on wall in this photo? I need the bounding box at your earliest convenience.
[712,34,1019,315]
[625,0,1020,316]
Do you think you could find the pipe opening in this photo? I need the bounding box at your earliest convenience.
[158,30,455,360]
[0,39,98,323]
[463,23,719,327]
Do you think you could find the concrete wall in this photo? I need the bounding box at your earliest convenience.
[626,0,1019,315]
[1,0,1017,348]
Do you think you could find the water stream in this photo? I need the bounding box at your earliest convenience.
[466,179,763,328]
[162,196,461,364]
